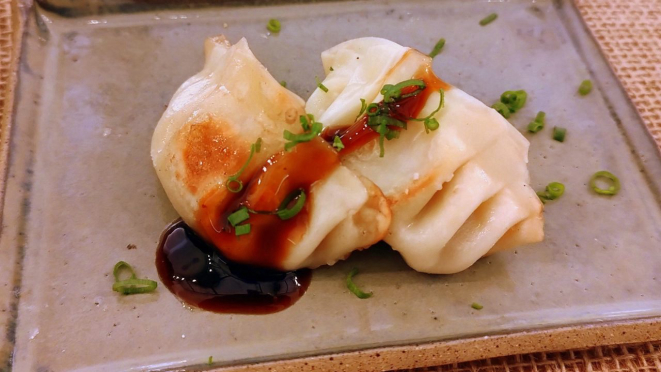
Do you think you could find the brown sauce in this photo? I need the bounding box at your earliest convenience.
[156,219,311,314]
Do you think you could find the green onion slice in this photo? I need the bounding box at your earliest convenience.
[276,189,307,220]
[228,206,250,227]
[429,38,446,58]
[113,278,158,295]
[333,135,345,150]
[546,182,565,199]
[280,80,287,87]
[527,111,546,133]
[356,98,367,121]
[266,18,281,33]
[578,79,593,96]
[479,13,498,26]
[112,261,157,295]
[492,102,511,118]
[381,79,426,103]
[500,90,527,112]
[226,138,262,193]
[590,171,620,195]
[553,126,566,142]
[316,77,329,93]
[471,302,484,310]
[329,66,334,71]
[235,224,251,236]
[113,260,137,282]
[208,356,213,365]
[410,89,445,133]
[346,268,372,299]
[284,115,323,151]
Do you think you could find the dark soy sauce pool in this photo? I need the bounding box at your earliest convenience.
[156,219,311,315]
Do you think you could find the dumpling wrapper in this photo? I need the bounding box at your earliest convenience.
[306,37,544,274]
[152,36,390,270]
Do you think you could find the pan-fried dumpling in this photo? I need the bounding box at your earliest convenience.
[152,36,391,270]
[306,38,544,274]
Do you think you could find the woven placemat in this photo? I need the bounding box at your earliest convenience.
[0,1,659,371]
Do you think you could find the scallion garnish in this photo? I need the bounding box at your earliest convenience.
[235,224,251,236]
[346,268,372,299]
[410,89,445,133]
[471,302,484,310]
[500,90,527,112]
[112,261,157,295]
[276,188,306,220]
[479,13,498,26]
[552,126,566,142]
[333,135,344,151]
[578,79,592,96]
[316,77,329,93]
[208,356,213,365]
[356,98,367,121]
[280,80,287,87]
[492,102,511,118]
[266,18,281,33]
[283,114,323,151]
[381,79,426,103]
[537,181,565,203]
[590,171,620,195]
[429,38,446,58]
[527,111,546,133]
[226,138,263,193]
[329,66,334,71]
[228,206,250,226]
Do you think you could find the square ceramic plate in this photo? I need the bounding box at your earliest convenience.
[2,0,661,370]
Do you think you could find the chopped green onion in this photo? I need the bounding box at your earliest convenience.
[113,260,137,282]
[226,138,262,193]
[112,278,158,295]
[537,181,565,202]
[356,98,367,121]
[208,356,213,365]
[112,261,157,295]
[280,80,287,87]
[578,79,592,96]
[367,103,380,116]
[228,206,250,227]
[276,189,306,220]
[235,224,251,236]
[552,126,566,142]
[479,13,498,26]
[429,38,446,58]
[527,111,546,133]
[492,102,511,118]
[381,79,426,103]
[266,18,281,33]
[333,135,344,150]
[346,268,372,299]
[471,302,484,310]
[329,66,334,71]
[283,115,323,151]
[590,171,620,195]
[547,182,565,199]
[410,89,444,133]
[500,90,527,112]
[316,77,329,93]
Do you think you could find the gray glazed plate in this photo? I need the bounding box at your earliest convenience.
[2,0,661,370]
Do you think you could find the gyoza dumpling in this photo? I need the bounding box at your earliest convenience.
[306,37,544,274]
[151,36,390,270]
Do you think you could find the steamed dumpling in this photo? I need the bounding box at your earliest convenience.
[152,36,391,270]
[306,38,544,274]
